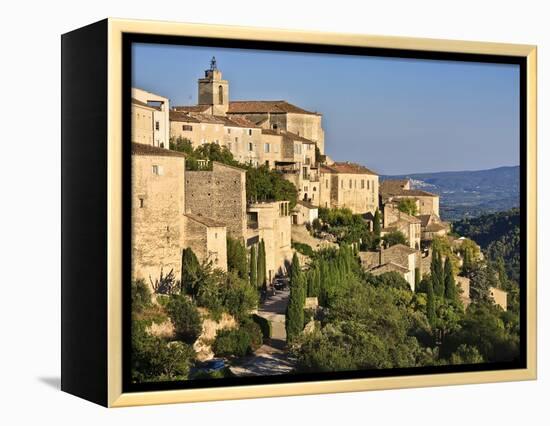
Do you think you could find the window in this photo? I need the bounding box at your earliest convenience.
[218,85,224,104]
[326,179,329,189]
[264,143,270,153]
[341,180,344,189]
[235,137,239,143]
[361,179,365,189]
[248,142,254,152]
[248,129,252,136]
[139,198,144,208]
[272,124,278,130]
[155,121,160,130]
[304,186,309,192]
[152,165,163,175]
[227,128,231,134]
[227,142,232,151]
[367,180,370,190]
[295,143,302,155]
[349,179,352,189]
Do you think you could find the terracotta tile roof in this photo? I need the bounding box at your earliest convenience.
[369,261,410,274]
[185,213,226,228]
[132,98,160,110]
[132,143,186,158]
[380,179,437,197]
[172,105,211,113]
[383,243,418,255]
[228,100,320,115]
[320,161,378,176]
[214,115,260,128]
[169,111,201,123]
[261,129,316,144]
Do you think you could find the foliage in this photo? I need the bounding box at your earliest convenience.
[131,320,195,382]
[318,207,374,247]
[165,295,202,344]
[227,237,248,280]
[382,230,408,247]
[169,136,194,155]
[397,198,418,216]
[132,279,152,313]
[251,313,272,339]
[426,277,436,328]
[213,322,262,357]
[373,208,381,240]
[181,247,201,296]
[431,248,445,297]
[256,239,267,289]
[286,253,305,342]
[443,257,458,302]
[249,245,257,288]
[246,165,298,209]
[220,272,259,321]
[292,241,315,258]
[449,344,484,365]
[149,268,177,295]
[367,271,410,291]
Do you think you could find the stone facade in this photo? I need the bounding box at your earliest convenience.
[132,88,170,149]
[292,201,318,225]
[319,162,379,214]
[185,162,247,241]
[490,287,508,311]
[380,179,440,216]
[183,214,227,271]
[247,201,293,282]
[382,203,421,249]
[358,243,422,291]
[131,144,186,284]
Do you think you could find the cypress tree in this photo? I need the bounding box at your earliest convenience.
[414,267,421,290]
[373,208,381,240]
[286,253,305,342]
[257,240,266,289]
[462,247,472,276]
[249,245,257,288]
[181,247,200,296]
[444,257,457,301]
[431,249,444,297]
[426,277,436,328]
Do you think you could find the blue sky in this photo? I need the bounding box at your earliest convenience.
[132,43,520,175]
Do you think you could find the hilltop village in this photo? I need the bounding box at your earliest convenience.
[130,58,511,380]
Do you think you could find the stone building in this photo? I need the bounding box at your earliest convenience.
[358,243,421,291]
[417,213,450,241]
[131,143,186,283]
[246,201,293,283]
[380,178,440,216]
[185,162,248,241]
[183,213,227,271]
[292,201,319,226]
[169,111,262,165]
[131,88,170,149]
[227,100,325,154]
[318,162,379,214]
[382,203,421,249]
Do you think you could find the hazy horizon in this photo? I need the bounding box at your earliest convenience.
[132,43,520,175]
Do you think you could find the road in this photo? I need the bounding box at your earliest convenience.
[230,287,297,376]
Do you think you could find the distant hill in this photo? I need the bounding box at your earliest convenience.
[382,166,520,221]
[452,208,520,283]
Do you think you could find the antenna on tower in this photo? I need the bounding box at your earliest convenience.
[210,56,218,71]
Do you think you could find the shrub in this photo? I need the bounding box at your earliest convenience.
[131,320,195,382]
[252,314,272,339]
[166,295,202,344]
[213,328,253,357]
[239,319,263,351]
[132,279,152,313]
[220,272,259,321]
[292,241,315,258]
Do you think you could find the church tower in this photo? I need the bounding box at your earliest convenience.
[198,57,229,115]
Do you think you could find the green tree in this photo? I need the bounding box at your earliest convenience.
[444,257,457,301]
[286,253,305,342]
[373,208,381,243]
[414,268,421,289]
[227,236,248,279]
[249,245,257,288]
[181,247,201,296]
[257,240,267,289]
[426,278,436,329]
[382,230,408,247]
[431,249,445,297]
[166,295,202,344]
[397,198,418,216]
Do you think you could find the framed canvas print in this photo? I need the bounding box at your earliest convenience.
[61,18,537,407]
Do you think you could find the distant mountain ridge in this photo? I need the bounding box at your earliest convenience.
[382,166,520,221]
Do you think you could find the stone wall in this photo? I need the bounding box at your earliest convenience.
[320,172,379,214]
[132,150,186,285]
[183,215,227,271]
[185,162,247,241]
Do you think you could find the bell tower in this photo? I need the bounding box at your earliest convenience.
[198,57,229,115]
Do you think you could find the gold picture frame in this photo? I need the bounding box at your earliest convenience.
[61,18,537,407]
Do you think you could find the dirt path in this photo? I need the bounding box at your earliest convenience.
[230,288,296,376]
